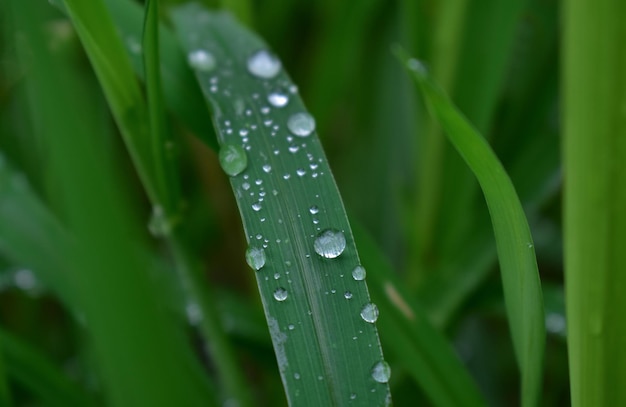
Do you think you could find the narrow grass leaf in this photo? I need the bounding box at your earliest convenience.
[398,49,545,407]
[12,3,215,405]
[352,221,486,407]
[563,0,626,404]
[172,6,391,405]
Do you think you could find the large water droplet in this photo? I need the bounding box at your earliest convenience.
[371,361,391,383]
[360,303,379,323]
[247,50,281,79]
[273,287,288,302]
[245,247,266,270]
[314,229,346,259]
[219,145,247,176]
[287,113,316,137]
[352,265,366,281]
[268,92,289,107]
[188,49,216,71]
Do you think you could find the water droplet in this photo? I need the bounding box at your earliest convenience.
[247,50,281,79]
[274,273,281,280]
[344,291,353,300]
[314,229,346,259]
[287,113,316,137]
[245,247,266,270]
[219,145,247,176]
[371,361,391,383]
[148,205,173,237]
[268,92,289,107]
[242,182,250,191]
[407,58,427,75]
[252,202,262,212]
[14,269,37,291]
[288,324,295,330]
[260,106,270,114]
[185,302,202,325]
[296,168,306,177]
[352,265,366,281]
[273,287,288,302]
[288,146,299,153]
[239,128,249,137]
[188,49,216,71]
[360,303,379,323]
[350,393,357,400]
[294,373,301,380]
[309,205,319,215]
[262,164,272,173]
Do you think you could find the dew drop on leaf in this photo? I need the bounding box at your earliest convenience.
[371,360,391,383]
[287,112,316,137]
[187,49,216,71]
[219,144,247,176]
[273,287,288,302]
[360,303,379,323]
[344,291,353,300]
[245,246,266,270]
[352,265,366,281]
[309,205,320,215]
[268,92,289,107]
[247,49,281,79]
[314,229,346,259]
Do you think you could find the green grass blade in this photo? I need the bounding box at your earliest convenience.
[143,0,180,215]
[0,337,11,406]
[563,0,626,404]
[398,49,545,407]
[172,6,392,405]
[352,222,486,407]
[0,329,94,407]
[12,2,215,405]
[60,0,158,204]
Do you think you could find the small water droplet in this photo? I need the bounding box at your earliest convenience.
[273,287,288,302]
[287,113,316,137]
[245,247,266,270]
[148,205,173,237]
[296,168,306,177]
[252,202,262,212]
[260,106,270,114]
[407,58,427,75]
[344,291,353,300]
[371,361,391,383]
[185,302,202,325]
[352,265,366,281]
[14,269,37,291]
[268,92,289,107]
[247,50,281,79]
[187,49,216,71]
[219,145,247,176]
[360,303,379,323]
[350,393,357,400]
[242,182,251,191]
[288,146,299,153]
[309,205,319,215]
[288,324,295,330]
[262,164,272,173]
[274,273,281,280]
[283,173,291,180]
[294,373,301,380]
[314,229,346,259]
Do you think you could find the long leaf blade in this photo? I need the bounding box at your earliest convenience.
[172,6,391,406]
[398,50,545,407]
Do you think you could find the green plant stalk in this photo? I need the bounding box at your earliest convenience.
[0,337,12,407]
[58,1,250,403]
[399,49,545,407]
[563,0,626,405]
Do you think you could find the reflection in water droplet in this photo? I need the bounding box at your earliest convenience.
[314,229,346,259]
[273,287,288,302]
[360,303,379,323]
[219,145,247,176]
[287,113,316,137]
[247,50,281,79]
[371,361,391,383]
[245,247,266,270]
[352,265,366,281]
[188,49,216,71]
[268,92,289,107]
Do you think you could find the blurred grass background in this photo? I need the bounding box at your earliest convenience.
[0,0,579,405]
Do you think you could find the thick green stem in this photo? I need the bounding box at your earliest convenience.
[563,0,626,405]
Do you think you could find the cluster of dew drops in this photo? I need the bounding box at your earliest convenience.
[187,46,391,387]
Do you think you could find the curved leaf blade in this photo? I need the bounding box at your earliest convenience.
[172,6,391,406]
[397,49,545,407]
